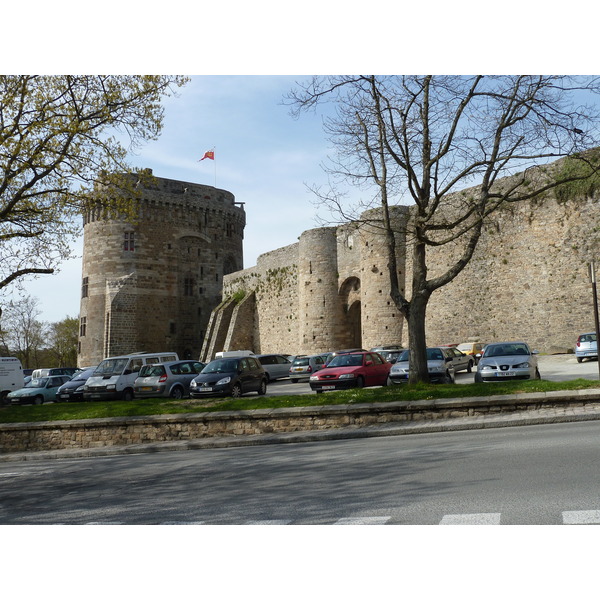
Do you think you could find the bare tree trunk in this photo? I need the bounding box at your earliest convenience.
[408,240,431,383]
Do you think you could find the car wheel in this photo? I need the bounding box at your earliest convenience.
[231,383,242,398]
[577,357,583,363]
[356,376,365,388]
[122,389,134,402]
[264,373,271,384]
[34,395,44,405]
[316,389,323,394]
[257,380,267,395]
[535,368,541,380]
[444,371,454,384]
[474,372,482,383]
[170,387,184,399]
[467,360,473,373]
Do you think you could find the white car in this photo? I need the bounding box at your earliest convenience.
[474,342,540,382]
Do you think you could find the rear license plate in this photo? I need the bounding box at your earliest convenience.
[140,387,153,392]
[294,368,304,372]
[322,385,335,390]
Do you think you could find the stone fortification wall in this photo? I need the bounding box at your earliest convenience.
[79,171,245,366]
[207,156,599,357]
[422,193,599,352]
[209,208,409,357]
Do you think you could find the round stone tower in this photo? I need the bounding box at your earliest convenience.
[298,227,347,354]
[78,170,245,367]
[358,206,410,350]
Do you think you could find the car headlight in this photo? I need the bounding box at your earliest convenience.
[309,375,319,381]
[190,380,197,388]
[480,364,496,371]
[216,377,231,386]
[338,373,355,379]
[513,362,530,369]
[106,384,116,390]
[76,385,84,392]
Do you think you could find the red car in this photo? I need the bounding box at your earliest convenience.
[309,351,391,393]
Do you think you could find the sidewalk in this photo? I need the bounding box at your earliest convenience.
[3,399,600,462]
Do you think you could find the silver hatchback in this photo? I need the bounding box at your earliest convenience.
[289,354,326,382]
[575,332,597,363]
[133,360,205,399]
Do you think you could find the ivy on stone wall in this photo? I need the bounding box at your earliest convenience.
[554,149,600,203]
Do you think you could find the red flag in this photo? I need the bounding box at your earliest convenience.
[199,150,215,161]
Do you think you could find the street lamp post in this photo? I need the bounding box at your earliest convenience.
[588,261,600,380]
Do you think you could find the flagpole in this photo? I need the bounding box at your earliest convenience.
[213,146,217,188]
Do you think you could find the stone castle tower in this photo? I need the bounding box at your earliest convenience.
[78,170,245,367]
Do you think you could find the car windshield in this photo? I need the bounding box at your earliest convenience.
[25,377,49,388]
[94,358,129,376]
[328,354,364,367]
[397,350,410,362]
[456,344,471,352]
[486,343,530,357]
[202,359,239,374]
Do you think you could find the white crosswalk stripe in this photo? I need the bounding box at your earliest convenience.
[334,516,392,525]
[439,513,501,525]
[562,510,600,524]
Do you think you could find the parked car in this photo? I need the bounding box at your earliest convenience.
[189,356,267,398]
[55,367,97,402]
[474,342,540,382]
[309,351,390,393]
[133,360,205,399]
[440,346,475,373]
[575,332,597,363]
[289,354,326,382]
[8,375,71,405]
[388,347,456,384]
[256,354,292,382]
[370,345,403,353]
[31,367,79,379]
[456,342,486,364]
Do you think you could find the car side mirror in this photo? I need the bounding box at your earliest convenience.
[365,360,373,366]
[123,369,132,375]
[475,353,482,358]
[446,356,453,362]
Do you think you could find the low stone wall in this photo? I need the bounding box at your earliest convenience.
[2,389,600,455]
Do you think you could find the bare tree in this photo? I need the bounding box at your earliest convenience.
[288,76,600,382]
[0,295,47,368]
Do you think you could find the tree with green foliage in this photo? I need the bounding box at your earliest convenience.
[0,75,189,314]
[288,76,600,383]
[47,316,78,367]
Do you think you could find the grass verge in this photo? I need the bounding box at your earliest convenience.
[1,378,599,425]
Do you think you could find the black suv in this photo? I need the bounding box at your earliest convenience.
[189,356,267,398]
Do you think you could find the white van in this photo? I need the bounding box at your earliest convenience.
[82,352,178,401]
[0,357,23,404]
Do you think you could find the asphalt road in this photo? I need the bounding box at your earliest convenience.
[3,418,600,525]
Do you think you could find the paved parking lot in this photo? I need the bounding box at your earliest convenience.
[266,354,600,396]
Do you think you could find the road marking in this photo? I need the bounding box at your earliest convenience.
[440,513,501,525]
[562,510,600,524]
[333,516,392,525]
[85,521,125,525]
[160,521,206,525]
[245,520,292,525]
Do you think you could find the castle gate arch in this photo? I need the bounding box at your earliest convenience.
[339,276,362,348]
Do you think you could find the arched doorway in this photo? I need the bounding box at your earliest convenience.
[339,277,362,348]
